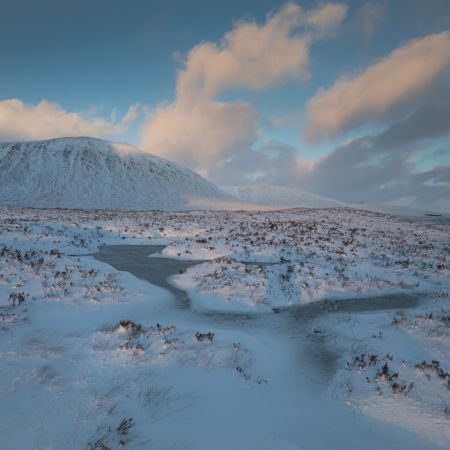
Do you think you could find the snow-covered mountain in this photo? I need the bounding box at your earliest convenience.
[0,137,234,210]
[222,184,344,209]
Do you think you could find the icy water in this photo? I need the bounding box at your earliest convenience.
[93,244,439,450]
[95,244,199,309]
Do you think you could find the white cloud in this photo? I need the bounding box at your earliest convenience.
[304,31,450,141]
[141,2,347,176]
[0,98,124,141]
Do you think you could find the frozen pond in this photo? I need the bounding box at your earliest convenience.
[95,244,200,309]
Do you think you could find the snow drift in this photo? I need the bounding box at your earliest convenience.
[0,137,235,210]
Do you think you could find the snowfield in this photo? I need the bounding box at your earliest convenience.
[0,206,448,449]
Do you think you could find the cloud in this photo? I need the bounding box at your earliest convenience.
[214,93,450,212]
[123,102,148,124]
[141,100,257,175]
[138,1,450,212]
[300,137,412,200]
[306,100,450,211]
[304,31,450,141]
[356,2,385,42]
[176,3,309,102]
[372,90,450,151]
[0,98,124,141]
[141,2,347,176]
[176,2,347,102]
[206,140,311,186]
[307,2,348,36]
[300,138,450,212]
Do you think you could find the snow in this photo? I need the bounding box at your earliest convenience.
[328,293,450,446]
[222,184,345,208]
[0,137,239,211]
[0,206,448,449]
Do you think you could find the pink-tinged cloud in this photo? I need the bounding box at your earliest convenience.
[141,2,347,176]
[122,102,148,125]
[141,100,257,176]
[304,31,450,141]
[176,2,348,102]
[0,99,124,141]
[306,2,348,36]
[356,2,385,43]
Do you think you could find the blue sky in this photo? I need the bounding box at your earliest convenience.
[1,0,450,210]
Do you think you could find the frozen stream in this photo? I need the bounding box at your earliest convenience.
[93,244,441,450]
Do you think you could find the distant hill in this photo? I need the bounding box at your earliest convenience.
[222,184,344,209]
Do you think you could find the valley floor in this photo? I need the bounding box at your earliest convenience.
[0,206,449,449]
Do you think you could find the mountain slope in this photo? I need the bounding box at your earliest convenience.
[222,184,344,209]
[0,137,234,210]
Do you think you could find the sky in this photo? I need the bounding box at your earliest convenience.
[1,0,450,211]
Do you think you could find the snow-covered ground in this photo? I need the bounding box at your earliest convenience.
[165,208,449,311]
[0,206,448,449]
[329,293,450,446]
